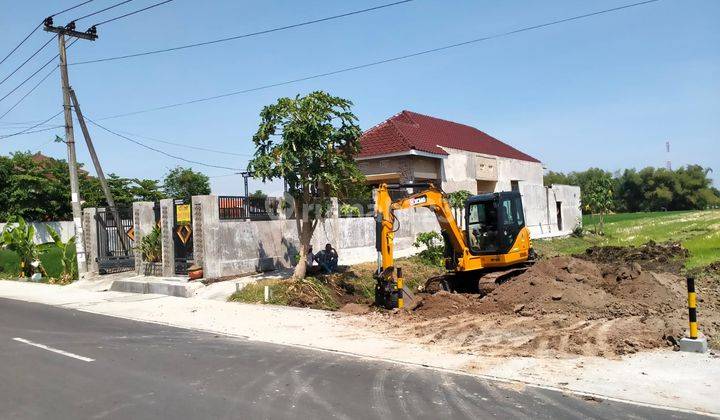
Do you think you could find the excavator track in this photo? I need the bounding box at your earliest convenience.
[422,262,534,295]
[476,265,531,295]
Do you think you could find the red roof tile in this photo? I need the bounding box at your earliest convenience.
[358,110,540,163]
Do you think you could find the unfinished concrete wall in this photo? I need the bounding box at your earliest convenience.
[494,157,544,192]
[0,221,76,244]
[192,195,440,279]
[521,184,581,238]
[438,147,544,195]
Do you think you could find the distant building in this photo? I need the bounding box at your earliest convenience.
[357,110,581,238]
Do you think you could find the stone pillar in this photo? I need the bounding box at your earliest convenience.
[330,197,339,218]
[160,199,175,277]
[82,207,98,275]
[191,195,218,278]
[133,201,155,274]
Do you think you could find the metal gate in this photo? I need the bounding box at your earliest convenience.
[96,207,135,274]
[173,199,193,275]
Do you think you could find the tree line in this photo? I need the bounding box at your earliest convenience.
[544,165,720,213]
[0,151,211,221]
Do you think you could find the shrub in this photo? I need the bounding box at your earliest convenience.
[0,216,40,277]
[137,226,162,263]
[413,231,444,267]
[47,228,77,283]
[340,203,361,217]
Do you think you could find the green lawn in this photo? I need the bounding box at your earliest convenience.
[535,210,720,269]
[0,244,72,280]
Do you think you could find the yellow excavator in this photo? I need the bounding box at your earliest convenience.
[373,182,536,308]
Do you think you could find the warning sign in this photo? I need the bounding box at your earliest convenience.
[176,204,191,225]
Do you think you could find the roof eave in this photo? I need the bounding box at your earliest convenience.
[356,149,447,161]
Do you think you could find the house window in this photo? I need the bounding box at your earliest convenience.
[511,180,520,192]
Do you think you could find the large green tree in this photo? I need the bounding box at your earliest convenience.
[132,179,166,202]
[0,152,71,221]
[546,165,719,213]
[248,91,363,278]
[0,152,168,220]
[163,167,211,200]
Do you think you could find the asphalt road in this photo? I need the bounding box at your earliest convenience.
[0,298,703,420]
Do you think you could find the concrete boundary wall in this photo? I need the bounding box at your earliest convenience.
[191,195,440,279]
[0,221,75,244]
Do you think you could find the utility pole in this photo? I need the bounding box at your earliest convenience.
[69,88,129,252]
[44,18,98,276]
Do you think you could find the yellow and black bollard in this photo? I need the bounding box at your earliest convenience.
[679,276,708,353]
[687,276,698,339]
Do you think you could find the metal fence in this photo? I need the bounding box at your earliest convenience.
[96,207,135,274]
[218,196,278,221]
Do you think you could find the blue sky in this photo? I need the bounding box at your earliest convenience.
[1,0,718,195]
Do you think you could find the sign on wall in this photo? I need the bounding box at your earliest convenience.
[176,204,191,225]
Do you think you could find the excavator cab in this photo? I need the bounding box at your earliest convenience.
[466,191,525,256]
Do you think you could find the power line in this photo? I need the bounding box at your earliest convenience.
[0,25,43,68]
[0,39,77,105]
[0,110,63,139]
[0,66,58,119]
[0,0,95,67]
[0,36,55,87]
[114,129,252,156]
[50,0,98,18]
[72,0,135,23]
[94,0,175,26]
[85,117,242,170]
[71,0,415,65]
[97,0,662,121]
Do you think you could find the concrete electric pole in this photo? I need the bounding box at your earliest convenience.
[69,88,130,252]
[44,18,98,276]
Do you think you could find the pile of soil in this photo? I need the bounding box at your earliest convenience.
[354,254,720,358]
[577,240,689,273]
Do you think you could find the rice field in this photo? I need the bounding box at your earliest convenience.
[535,210,720,269]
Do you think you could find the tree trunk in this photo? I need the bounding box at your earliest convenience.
[292,197,316,279]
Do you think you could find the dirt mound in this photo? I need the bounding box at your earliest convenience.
[578,241,689,273]
[355,256,718,358]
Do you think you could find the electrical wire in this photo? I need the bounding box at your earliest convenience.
[0,66,58,119]
[114,129,252,157]
[97,0,662,121]
[50,0,98,18]
[0,0,95,67]
[0,39,77,105]
[0,25,43,67]
[0,36,55,87]
[85,117,243,170]
[71,0,415,65]
[93,0,175,26]
[71,0,136,22]
[0,110,63,139]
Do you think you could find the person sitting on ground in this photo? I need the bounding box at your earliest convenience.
[315,243,338,274]
[305,245,321,275]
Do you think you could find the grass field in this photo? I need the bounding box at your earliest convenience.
[0,244,72,280]
[535,210,720,269]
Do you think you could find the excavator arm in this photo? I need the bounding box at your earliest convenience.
[374,183,468,275]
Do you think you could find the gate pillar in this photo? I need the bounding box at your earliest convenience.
[82,207,99,275]
[133,202,156,274]
[160,199,176,277]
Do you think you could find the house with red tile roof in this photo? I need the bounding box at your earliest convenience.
[357,111,581,237]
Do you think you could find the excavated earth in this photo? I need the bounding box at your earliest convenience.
[354,243,720,358]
